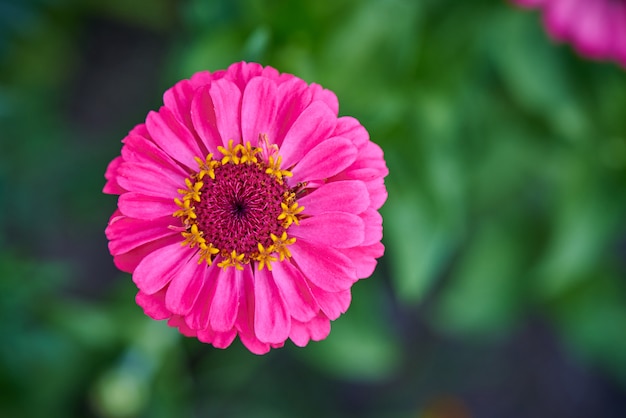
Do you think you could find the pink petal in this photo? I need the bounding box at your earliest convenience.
[309,284,352,320]
[310,83,339,116]
[289,240,356,292]
[226,61,264,90]
[210,78,243,147]
[113,234,182,273]
[241,76,278,145]
[189,85,223,152]
[209,267,239,332]
[136,289,171,320]
[360,208,383,246]
[279,101,337,168]
[132,241,196,295]
[290,212,365,249]
[163,79,196,131]
[121,133,188,174]
[185,262,220,330]
[165,256,206,316]
[145,107,204,169]
[290,136,358,183]
[106,215,178,255]
[298,180,370,216]
[253,268,291,344]
[272,77,313,146]
[197,327,237,348]
[365,177,388,211]
[571,0,611,58]
[168,315,197,337]
[236,266,272,354]
[190,69,224,89]
[271,260,319,322]
[339,241,385,278]
[127,122,151,141]
[289,313,331,347]
[116,161,184,199]
[544,0,578,41]
[103,156,126,195]
[118,192,177,220]
[332,116,370,149]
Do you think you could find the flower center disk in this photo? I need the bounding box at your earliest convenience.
[196,162,287,257]
[173,140,303,270]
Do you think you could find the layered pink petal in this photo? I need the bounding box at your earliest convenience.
[333,116,370,149]
[290,240,356,292]
[279,101,337,168]
[136,289,171,320]
[145,107,204,169]
[103,156,126,194]
[310,83,339,116]
[360,208,384,246]
[165,257,206,316]
[289,313,331,347]
[197,327,237,349]
[113,234,182,273]
[116,161,184,199]
[121,133,186,172]
[225,61,265,90]
[168,315,198,337]
[298,180,370,216]
[163,79,196,131]
[271,261,318,322]
[209,78,243,147]
[189,85,223,152]
[236,266,272,354]
[290,136,358,183]
[209,267,239,332]
[272,77,313,146]
[290,212,365,249]
[254,268,291,344]
[118,193,177,220]
[185,262,220,330]
[340,242,385,278]
[241,77,278,145]
[365,177,389,211]
[106,215,178,255]
[132,241,196,295]
[309,284,352,321]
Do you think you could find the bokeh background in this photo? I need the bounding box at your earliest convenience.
[2,0,626,417]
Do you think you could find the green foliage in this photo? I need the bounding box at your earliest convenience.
[2,0,626,416]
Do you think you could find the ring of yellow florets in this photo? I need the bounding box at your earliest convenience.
[173,139,303,271]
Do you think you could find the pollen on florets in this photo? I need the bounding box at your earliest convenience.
[172,140,304,270]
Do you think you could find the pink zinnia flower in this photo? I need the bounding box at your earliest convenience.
[513,0,626,67]
[103,62,388,354]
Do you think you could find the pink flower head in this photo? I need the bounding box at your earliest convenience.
[512,0,626,67]
[103,62,388,354]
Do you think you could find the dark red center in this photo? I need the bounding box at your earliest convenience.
[194,162,288,257]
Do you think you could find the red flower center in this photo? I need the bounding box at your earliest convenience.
[172,140,303,270]
[195,162,288,258]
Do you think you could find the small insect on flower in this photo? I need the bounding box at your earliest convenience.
[104,62,388,354]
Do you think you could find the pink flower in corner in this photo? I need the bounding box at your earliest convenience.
[104,62,388,354]
[513,0,626,68]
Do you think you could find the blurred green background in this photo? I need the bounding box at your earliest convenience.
[2,0,626,417]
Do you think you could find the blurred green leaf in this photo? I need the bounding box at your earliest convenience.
[299,279,401,381]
